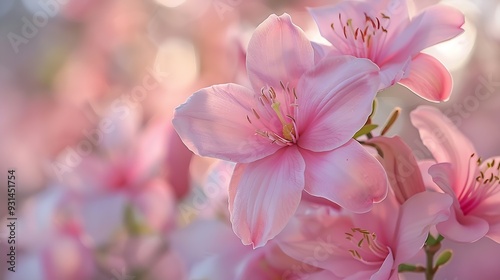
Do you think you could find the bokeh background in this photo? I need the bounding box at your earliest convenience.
[1,0,499,279]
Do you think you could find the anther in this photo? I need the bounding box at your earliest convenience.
[252,108,260,119]
[280,81,286,91]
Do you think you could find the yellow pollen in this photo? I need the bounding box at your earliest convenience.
[271,101,295,141]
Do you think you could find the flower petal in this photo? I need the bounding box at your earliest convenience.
[278,214,365,277]
[311,41,334,64]
[246,13,314,92]
[297,55,380,152]
[309,0,411,62]
[437,208,489,243]
[399,53,452,102]
[379,58,412,89]
[228,146,305,248]
[429,163,490,242]
[368,136,426,204]
[410,105,477,192]
[380,5,464,64]
[173,83,281,163]
[301,139,388,213]
[308,2,378,55]
[418,159,439,192]
[394,191,452,264]
[371,249,395,280]
[467,156,500,243]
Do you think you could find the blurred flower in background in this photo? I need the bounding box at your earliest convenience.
[1,0,499,279]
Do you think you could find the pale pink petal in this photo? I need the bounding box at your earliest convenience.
[229,146,305,248]
[429,163,489,242]
[371,250,395,280]
[410,105,477,192]
[468,157,500,243]
[379,58,412,89]
[307,270,341,280]
[371,0,411,24]
[309,0,411,63]
[381,5,464,63]
[368,136,426,204]
[311,41,334,64]
[399,53,452,102]
[486,220,500,244]
[437,209,490,243]
[189,244,251,280]
[474,195,500,243]
[297,55,380,152]
[80,193,128,246]
[351,190,400,245]
[165,127,192,199]
[278,215,365,276]
[301,139,388,213]
[308,2,374,55]
[246,13,314,92]
[394,192,452,264]
[173,83,281,163]
[418,159,439,192]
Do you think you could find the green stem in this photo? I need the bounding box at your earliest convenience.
[424,238,442,280]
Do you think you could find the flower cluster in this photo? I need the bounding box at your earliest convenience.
[173,0,499,279]
[5,0,500,279]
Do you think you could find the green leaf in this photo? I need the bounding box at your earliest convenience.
[354,124,378,139]
[435,250,453,268]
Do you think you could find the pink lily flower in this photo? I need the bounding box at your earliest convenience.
[173,13,388,248]
[411,106,500,243]
[277,187,452,279]
[308,0,464,102]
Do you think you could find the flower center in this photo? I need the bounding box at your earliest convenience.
[344,227,389,265]
[246,81,298,146]
[460,154,500,215]
[331,12,391,59]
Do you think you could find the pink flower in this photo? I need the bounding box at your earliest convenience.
[277,187,452,279]
[173,13,388,248]
[10,188,95,280]
[309,0,464,102]
[411,106,500,243]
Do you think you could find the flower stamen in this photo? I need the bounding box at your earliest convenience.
[344,228,388,264]
[248,83,299,145]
